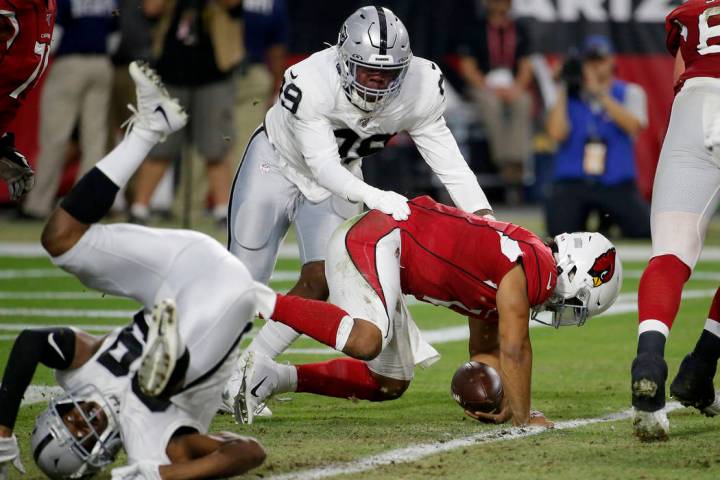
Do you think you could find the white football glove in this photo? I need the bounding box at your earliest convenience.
[363,188,410,221]
[111,461,161,480]
[0,133,35,201]
[0,434,26,478]
[704,114,720,165]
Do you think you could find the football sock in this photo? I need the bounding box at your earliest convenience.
[693,321,720,366]
[273,362,298,394]
[296,358,383,401]
[269,293,355,351]
[246,321,301,360]
[637,255,691,356]
[96,130,158,188]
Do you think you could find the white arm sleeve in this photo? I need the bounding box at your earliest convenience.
[410,116,491,213]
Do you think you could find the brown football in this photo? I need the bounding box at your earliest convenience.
[451,361,503,413]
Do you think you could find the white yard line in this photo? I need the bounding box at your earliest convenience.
[266,402,683,480]
[0,308,137,318]
[0,269,69,279]
[0,291,117,299]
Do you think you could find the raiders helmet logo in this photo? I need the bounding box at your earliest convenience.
[587,248,616,287]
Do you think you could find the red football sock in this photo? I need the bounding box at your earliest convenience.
[270,294,351,349]
[707,286,720,322]
[638,255,691,330]
[296,358,383,401]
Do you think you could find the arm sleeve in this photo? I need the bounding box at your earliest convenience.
[409,91,491,213]
[0,328,76,430]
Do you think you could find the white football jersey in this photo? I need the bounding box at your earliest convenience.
[56,315,220,465]
[263,46,487,212]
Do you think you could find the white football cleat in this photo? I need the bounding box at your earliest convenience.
[632,408,669,442]
[702,393,720,417]
[138,299,182,397]
[219,352,273,418]
[124,61,187,141]
[234,351,279,424]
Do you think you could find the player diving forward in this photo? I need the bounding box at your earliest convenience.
[0,62,281,479]
[235,196,622,426]
[224,6,494,409]
[631,0,720,441]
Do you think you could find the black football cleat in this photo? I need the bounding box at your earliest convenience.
[631,353,669,441]
[670,352,720,417]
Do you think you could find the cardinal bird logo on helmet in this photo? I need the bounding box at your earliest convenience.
[587,248,616,287]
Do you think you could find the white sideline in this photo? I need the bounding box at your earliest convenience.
[266,403,683,480]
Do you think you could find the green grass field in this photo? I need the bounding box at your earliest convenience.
[2,238,720,479]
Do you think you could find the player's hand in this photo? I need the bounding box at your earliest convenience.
[527,410,554,428]
[465,402,511,424]
[364,189,410,221]
[0,133,35,200]
[0,434,26,477]
[111,461,161,480]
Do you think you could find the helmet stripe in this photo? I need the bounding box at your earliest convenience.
[33,432,54,463]
[375,6,388,55]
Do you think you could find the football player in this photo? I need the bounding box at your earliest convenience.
[631,0,720,441]
[224,5,494,411]
[0,62,274,479]
[232,197,622,426]
[0,0,55,200]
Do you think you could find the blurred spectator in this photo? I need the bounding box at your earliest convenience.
[456,0,533,197]
[130,0,243,226]
[21,0,118,218]
[234,0,288,153]
[109,0,153,144]
[545,35,650,238]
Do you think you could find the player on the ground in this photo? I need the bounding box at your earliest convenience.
[631,0,720,442]
[223,6,494,410]
[0,62,275,479]
[0,0,56,199]
[233,196,622,426]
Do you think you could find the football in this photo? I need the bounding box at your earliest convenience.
[451,361,503,413]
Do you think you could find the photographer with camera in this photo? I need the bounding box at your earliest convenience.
[545,35,650,238]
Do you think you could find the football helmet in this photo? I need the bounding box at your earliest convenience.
[532,232,622,328]
[337,6,412,112]
[31,385,122,479]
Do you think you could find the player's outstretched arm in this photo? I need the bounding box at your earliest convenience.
[494,265,551,427]
[158,431,265,479]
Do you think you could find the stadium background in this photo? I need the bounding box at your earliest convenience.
[0,0,680,207]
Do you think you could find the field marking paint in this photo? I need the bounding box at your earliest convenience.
[20,386,64,406]
[0,269,69,279]
[0,291,118,300]
[0,308,137,318]
[266,402,683,480]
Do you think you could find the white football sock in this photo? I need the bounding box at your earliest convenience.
[247,320,300,360]
[275,362,298,394]
[96,130,159,188]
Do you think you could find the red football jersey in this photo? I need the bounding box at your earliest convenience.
[345,196,558,320]
[0,0,56,134]
[666,0,720,91]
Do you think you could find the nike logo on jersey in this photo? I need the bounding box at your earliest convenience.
[48,333,65,361]
[154,105,170,127]
[250,376,269,398]
[290,70,298,79]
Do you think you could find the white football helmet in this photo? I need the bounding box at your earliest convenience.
[337,6,412,112]
[31,385,122,479]
[532,232,622,328]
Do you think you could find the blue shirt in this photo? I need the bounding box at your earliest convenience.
[553,80,637,186]
[243,0,289,64]
[55,0,118,57]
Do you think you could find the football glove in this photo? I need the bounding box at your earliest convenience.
[0,133,35,200]
[0,434,26,477]
[111,461,161,480]
[363,188,410,221]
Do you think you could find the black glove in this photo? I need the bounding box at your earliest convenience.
[0,132,34,200]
